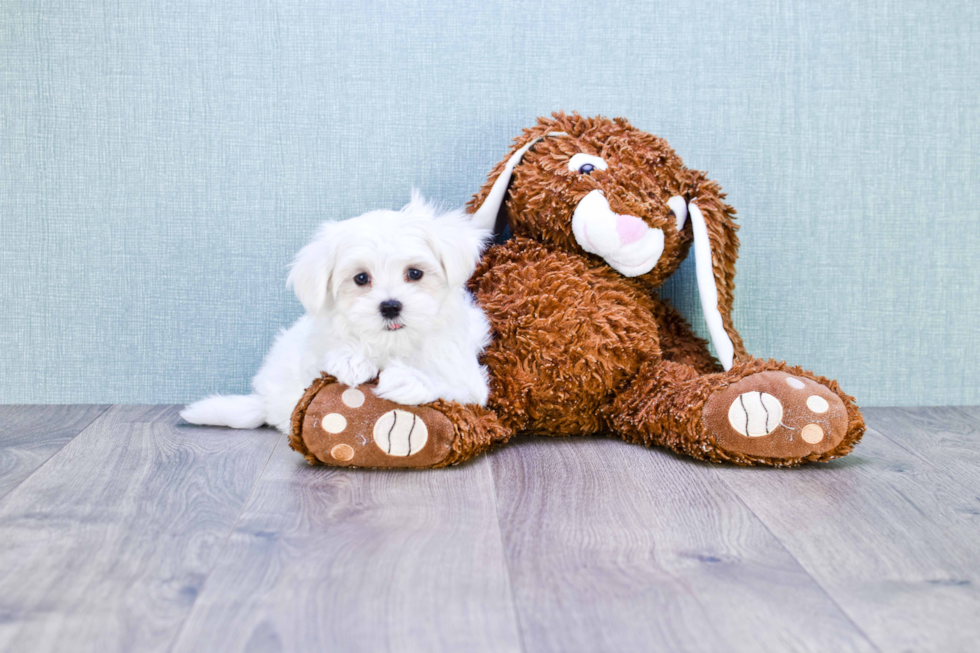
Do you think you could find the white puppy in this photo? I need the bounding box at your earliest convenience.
[181,192,492,433]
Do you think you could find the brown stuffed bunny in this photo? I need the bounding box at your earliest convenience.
[290,113,864,468]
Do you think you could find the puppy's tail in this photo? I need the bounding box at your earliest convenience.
[180,394,266,429]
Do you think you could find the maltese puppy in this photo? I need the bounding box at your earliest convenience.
[181,192,492,433]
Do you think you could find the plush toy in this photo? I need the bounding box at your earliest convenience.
[290,113,864,468]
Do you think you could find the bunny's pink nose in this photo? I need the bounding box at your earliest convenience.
[615,214,647,245]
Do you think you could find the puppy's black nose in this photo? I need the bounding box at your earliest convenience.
[379,300,402,319]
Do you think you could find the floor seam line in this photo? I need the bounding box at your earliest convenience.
[486,454,528,653]
[165,430,284,653]
[867,418,980,495]
[0,404,112,503]
[710,467,884,653]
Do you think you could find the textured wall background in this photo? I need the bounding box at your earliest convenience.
[1,0,978,405]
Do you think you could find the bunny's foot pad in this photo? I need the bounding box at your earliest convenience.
[291,379,454,468]
[702,371,849,462]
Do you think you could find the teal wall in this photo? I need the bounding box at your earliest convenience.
[2,0,978,406]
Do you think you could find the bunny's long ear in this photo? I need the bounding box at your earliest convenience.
[670,185,748,371]
[469,131,567,234]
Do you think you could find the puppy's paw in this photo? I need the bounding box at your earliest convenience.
[322,349,378,387]
[375,366,440,405]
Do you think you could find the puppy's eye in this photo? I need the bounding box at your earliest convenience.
[406,268,424,281]
[568,153,608,175]
[354,272,370,286]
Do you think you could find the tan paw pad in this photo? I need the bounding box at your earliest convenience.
[801,424,824,444]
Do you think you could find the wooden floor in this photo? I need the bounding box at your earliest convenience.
[1,406,978,652]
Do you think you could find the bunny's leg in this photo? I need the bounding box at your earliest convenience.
[290,374,512,468]
[650,297,722,374]
[607,359,865,466]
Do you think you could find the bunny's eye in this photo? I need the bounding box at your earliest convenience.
[568,153,609,175]
[354,272,370,286]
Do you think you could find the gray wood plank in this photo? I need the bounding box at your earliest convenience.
[864,406,980,491]
[170,442,522,653]
[490,435,876,653]
[955,406,980,423]
[0,405,281,653]
[713,419,980,653]
[0,405,109,498]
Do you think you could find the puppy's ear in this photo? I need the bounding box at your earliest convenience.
[426,208,492,288]
[287,221,341,314]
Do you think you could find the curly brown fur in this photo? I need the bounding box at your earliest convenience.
[289,373,337,465]
[648,295,722,374]
[428,400,514,467]
[470,237,663,436]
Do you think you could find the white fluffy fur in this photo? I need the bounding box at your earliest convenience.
[181,192,493,434]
